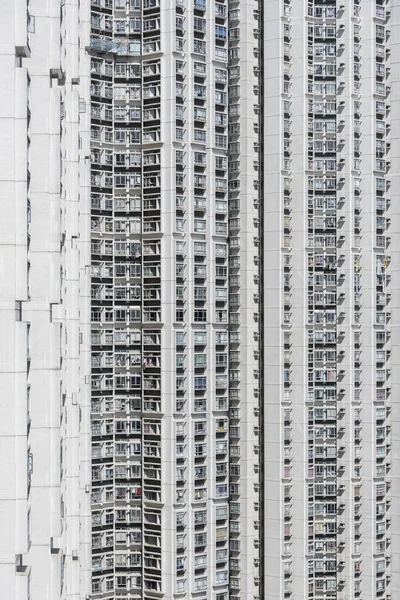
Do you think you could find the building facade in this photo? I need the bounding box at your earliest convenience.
[0,0,91,599]
[1,0,400,599]
[263,1,398,598]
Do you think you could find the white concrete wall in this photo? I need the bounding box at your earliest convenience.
[0,0,91,598]
[0,2,30,598]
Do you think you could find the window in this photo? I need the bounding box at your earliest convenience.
[194,354,207,368]
[194,129,206,143]
[194,422,206,436]
[376,580,385,592]
[194,331,206,344]
[176,332,185,346]
[216,441,227,454]
[216,506,228,520]
[215,375,227,389]
[215,134,227,148]
[194,310,207,322]
[216,331,228,344]
[195,554,207,568]
[216,484,228,498]
[194,241,207,255]
[194,152,206,165]
[215,288,227,300]
[376,559,385,573]
[215,354,227,369]
[216,571,228,584]
[194,577,207,591]
[216,549,227,563]
[215,245,227,259]
[194,107,206,120]
[195,510,206,525]
[194,533,207,547]
[194,219,206,232]
[194,377,207,390]
[194,84,206,99]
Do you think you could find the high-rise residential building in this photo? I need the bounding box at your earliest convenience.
[1,0,400,599]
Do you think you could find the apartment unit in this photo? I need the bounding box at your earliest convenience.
[1,0,400,599]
